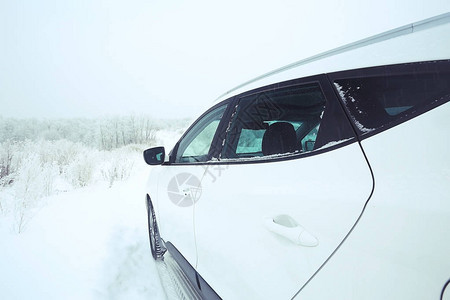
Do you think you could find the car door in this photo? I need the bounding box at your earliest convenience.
[297,60,450,299]
[193,75,374,299]
[150,101,231,269]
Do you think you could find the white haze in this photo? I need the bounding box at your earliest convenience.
[1,0,449,119]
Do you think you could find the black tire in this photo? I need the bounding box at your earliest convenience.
[146,195,166,260]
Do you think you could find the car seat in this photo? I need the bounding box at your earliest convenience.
[261,122,297,156]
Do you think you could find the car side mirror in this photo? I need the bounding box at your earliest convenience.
[143,147,165,165]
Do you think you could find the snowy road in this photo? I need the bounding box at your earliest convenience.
[0,163,166,300]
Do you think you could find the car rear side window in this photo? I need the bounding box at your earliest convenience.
[333,60,450,137]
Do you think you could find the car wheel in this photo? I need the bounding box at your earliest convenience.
[147,195,166,260]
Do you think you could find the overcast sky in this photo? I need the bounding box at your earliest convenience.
[0,0,449,120]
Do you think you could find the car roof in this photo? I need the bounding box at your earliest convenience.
[213,12,450,105]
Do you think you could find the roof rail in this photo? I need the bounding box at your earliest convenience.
[216,12,450,101]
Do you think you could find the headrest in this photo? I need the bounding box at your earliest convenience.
[261,122,297,156]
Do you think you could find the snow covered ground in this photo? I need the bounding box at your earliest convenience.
[0,156,166,299]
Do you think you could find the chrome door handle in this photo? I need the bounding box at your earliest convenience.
[264,215,318,247]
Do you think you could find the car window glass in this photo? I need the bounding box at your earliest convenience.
[235,128,265,154]
[301,123,320,151]
[334,62,450,136]
[221,83,326,159]
[176,104,227,163]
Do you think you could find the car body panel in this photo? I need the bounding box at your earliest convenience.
[194,141,373,299]
[147,164,202,266]
[297,101,450,299]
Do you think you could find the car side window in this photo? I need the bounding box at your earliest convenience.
[175,104,227,163]
[221,83,327,159]
[332,61,450,137]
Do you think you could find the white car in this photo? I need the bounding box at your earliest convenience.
[144,13,450,300]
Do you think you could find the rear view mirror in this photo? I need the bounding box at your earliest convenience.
[143,147,165,165]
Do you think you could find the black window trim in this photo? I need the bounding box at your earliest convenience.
[218,74,359,165]
[167,74,359,166]
[328,59,450,141]
[163,60,449,167]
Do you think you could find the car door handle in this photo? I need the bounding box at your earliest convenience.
[264,215,319,247]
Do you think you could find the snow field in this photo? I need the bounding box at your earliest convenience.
[0,123,189,300]
[0,158,166,299]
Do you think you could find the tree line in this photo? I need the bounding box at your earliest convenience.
[0,115,161,150]
[0,115,190,232]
